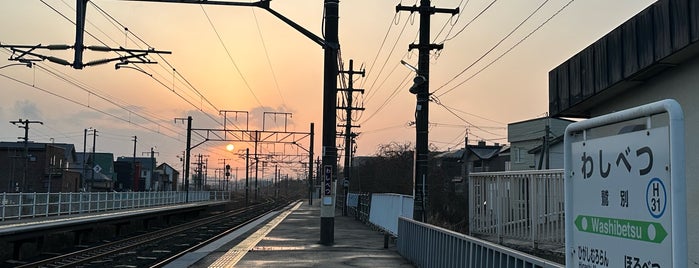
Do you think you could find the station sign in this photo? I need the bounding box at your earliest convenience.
[324,165,332,196]
[570,127,671,267]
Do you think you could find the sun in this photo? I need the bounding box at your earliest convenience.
[226,144,235,151]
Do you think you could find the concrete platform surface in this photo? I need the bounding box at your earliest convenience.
[198,200,414,268]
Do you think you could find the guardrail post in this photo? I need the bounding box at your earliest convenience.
[530,174,538,249]
[496,175,503,244]
[31,193,37,218]
[1,192,6,221]
[45,192,50,217]
[58,193,62,215]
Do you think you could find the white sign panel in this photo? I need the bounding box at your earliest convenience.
[571,127,670,268]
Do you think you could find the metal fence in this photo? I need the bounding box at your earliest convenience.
[469,170,565,249]
[0,191,230,221]
[398,217,563,268]
[347,192,371,223]
[368,193,413,236]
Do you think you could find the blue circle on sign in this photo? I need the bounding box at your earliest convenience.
[646,177,666,219]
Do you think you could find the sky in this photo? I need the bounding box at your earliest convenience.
[0,0,656,178]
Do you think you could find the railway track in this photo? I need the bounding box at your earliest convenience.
[15,198,294,268]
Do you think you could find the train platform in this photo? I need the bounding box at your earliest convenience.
[175,200,414,267]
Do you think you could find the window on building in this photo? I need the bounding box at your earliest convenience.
[513,147,524,163]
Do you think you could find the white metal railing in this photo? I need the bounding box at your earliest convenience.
[0,191,231,222]
[469,170,565,249]
[398,217,563,268]
[368,193,413,236]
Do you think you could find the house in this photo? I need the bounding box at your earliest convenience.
[155,163,179,191]
[0,142,81,192]
[507,117,572,170]
[548,0,699,263]
[76,152,115,191]
[116,156,156,191]
[113,160,141,191]
[435,140,509,193]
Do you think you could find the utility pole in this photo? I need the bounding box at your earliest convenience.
[82,128,88,191]
[193,154,209,191]
[142,147,159,191]
[175,116,192,202]
[319,0,340,246]
[245,148,250,206]
[308,123,314,206]
[337,59,364,216]
[253,131,259,203]
[89,128,98,191]
[397,1,458,222]
[10,119,43,192]
[132,136,137,191]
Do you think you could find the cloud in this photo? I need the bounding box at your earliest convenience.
[12,100,43,121]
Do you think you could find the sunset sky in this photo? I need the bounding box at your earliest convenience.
[0,0,655,177]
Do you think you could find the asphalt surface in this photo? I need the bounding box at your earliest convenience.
[190,200,414,267]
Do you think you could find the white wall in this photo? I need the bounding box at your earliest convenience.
[590,56,699,266]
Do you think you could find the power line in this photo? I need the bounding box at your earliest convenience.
[442,0,499,43]
[435,0,576,98]
[433,0,550,95]
[251,7,289,111]
[432,0,468,43]
[36,1,223,126]
[359,12,398,89]
[364,12,416,102]
[88,2,224,124]
[0,71,182,142]
[359,68,413,125]
[431,97,503,137]
[200,5,264,109]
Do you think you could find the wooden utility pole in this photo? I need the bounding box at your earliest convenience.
[397,0,458,222]
[337,59,364,216]
[10,119,43,192]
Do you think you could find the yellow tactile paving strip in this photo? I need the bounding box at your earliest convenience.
[208,202,302,268]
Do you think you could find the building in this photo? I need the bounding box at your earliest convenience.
[527,135,564,169]
[548,0,699,263]
[435,140,509,193]
[76,152,115,191]
[155,163,179,191]
[507,117,572,170]
[116,156,156,191]
[0,142,80,192]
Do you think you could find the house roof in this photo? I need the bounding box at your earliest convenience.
[435,144,505,160]
[0,142,77,162]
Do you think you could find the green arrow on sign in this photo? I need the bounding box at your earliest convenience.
[574,215,667,244]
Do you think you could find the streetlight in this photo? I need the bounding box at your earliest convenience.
[0,61,32,70]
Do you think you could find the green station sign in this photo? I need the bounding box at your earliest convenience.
[574,215,667,244]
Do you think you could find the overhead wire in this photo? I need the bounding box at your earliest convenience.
[37,1,221,127]
[59,2,252,159]
[436,0,576,98]
[441,0,499,43]
[0,70,182,142]
[431,96,504,138]
[251,7,289,111]
[432,0,467,43]
[363,11,416,104]
[359,12,398,89]
[359,67,414,125]
[433,0,550,95]
[89,1,225,125]
[200,5,265,109]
